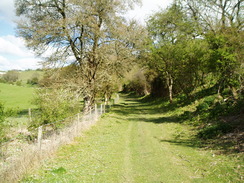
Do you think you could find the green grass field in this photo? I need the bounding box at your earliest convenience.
[0,83,35,110]
[21,95,243,183]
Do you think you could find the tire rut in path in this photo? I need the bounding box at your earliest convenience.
[123,120,133,183]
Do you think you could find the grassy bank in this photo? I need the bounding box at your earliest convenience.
[21,95,243,182]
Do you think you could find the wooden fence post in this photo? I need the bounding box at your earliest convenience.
[37,126,43,150]
[77,113,80,123]
[28,108,32,123]
[95,104,97,120]
[100,104,103,115]
[77,113,80,134]
[89,109,92,123]
[116,93,119,103]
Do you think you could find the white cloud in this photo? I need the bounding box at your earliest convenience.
[15,57,42,69]
[127,0,173,24]
[0,0,40,71]
[0,35,33,57]
[0,0,15,22]
[0,54,41,71]
[0,35,41,71]
[0,55,11,70]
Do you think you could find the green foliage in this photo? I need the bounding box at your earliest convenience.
[0,102,15,143]
[2,70,19,83]
[146,1,243,105]
[181,111,192,120]
[27,77,39,85]
[147,3,211,101]
[205,30,242,94]
[26,72,41,86]
[31,88,80,128]
[50,167,67,174]
[198,123,233,139]
[0,102,7,142]
[203,96,216,106]
[16,80,22,86]
[0,77,6,83]
[209,97,243,119]
[196,102,209,112]
[16,0,144,112]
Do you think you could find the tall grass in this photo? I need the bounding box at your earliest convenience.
[0,109,101,183]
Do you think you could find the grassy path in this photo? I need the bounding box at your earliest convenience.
[22,95,242,183]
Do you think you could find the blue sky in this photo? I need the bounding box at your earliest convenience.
[0,0,42,71]
[0,0,172,71]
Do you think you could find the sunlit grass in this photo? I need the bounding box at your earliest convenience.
[21,94,243,182]
[0,83,35,110]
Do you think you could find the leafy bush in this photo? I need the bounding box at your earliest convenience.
[0,78,6,83]
[197,123,232,139]
[2,70,19,83]
[180,111,192,120]
[16,80,22,86]
[203,95,216,106]
[209,96,243,119]
[196,102,209,112]
[0,102,10,143]
[27,77,39,85]
[0,102,6,141]
[30,88,81,129]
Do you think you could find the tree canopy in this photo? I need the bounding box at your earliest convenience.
[15,0,144,111]
[15,0,243,108]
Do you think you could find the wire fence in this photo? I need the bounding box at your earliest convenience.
[0,94,119,183]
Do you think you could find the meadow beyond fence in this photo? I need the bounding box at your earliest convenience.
[0,95,119,183]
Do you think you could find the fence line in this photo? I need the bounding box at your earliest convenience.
[0,94,119,183]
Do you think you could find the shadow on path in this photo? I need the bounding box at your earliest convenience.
[112,95,181,124]
[112,94,242,154]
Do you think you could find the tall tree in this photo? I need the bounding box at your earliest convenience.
[181,0,243,32]
[181,0,244,97]
[147,3,205,102]
[15,0,142,112]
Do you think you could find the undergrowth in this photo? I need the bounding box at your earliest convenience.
[141,89,244,154]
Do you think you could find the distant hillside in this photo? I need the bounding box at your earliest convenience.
[0,69,44,86]
[18,70,44,84]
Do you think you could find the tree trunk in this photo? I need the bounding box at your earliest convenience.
[83,81,96,114]
[144,83,150,95]
[169,81,173,104]
[104,93,108,105]
[83,95,95,114]
[166,72,173,104]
